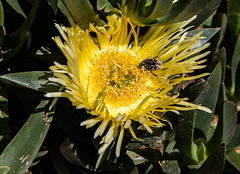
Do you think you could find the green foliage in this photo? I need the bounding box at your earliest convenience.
[58,0,105,28]
[0,0,239,173]
[0,71,60,92]
[5,0,27,18]
[0,86,8,152]
[98,0,222,26]
[0,100,54,173]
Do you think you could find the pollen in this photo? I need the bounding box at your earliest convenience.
[89,49,151,109]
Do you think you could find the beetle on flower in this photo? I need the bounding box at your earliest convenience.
[45,12,211,158]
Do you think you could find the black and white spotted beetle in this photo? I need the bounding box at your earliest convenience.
[138,58,162,71]
[138,58,162,80]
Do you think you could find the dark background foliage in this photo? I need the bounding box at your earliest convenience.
[0,0,239,173]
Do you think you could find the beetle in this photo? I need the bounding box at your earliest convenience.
[137,58,162,71]
[138,58,162,82]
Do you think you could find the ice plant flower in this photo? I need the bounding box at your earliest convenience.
[46,13,211,157]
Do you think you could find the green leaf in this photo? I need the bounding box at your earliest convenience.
[0,1,4,26]
[186,28,220,50]
[188,0,222,27]
[5,0,27,18]
[222,102,237,144]
[126,0,211,25]
[145,163,161,174]
[164,0,209,24]
[53,99,99,170]
[97,0,109,10]
[161,160,180,174]
[126,150,147,165]
[211,13,228,54]
[0,86,9,152]
[226,124,240,151]
[57,0,75,26]
[197,142,206,162]
[0,100,54,174]
[120,153,139,174]
[181,81,210,104]
[0,26,3,47]
[0,71,60,92]
[59,0,105,29]
[48,130,89,174]
[195,62,221,140]
[230,36,240,103]
[144,0,173,18]
[46,0,58,13]
[59,139,94,170]
[213,47,226,81]
[227,0,240,42]
[0,166,10,174]
[97,0,117,12]
[226,145,240,172]
[175,110,199,163]
[126,136,163,162]
[206,101,237,156]
[195,144,225,174]
[3,0,41,61]
[0,1,3,47]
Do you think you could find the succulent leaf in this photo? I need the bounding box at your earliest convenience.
[0,71,60,92]
[0,100,54,174]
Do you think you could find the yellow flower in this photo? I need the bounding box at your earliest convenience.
[46,13,211,157]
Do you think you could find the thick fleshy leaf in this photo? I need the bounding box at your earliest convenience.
[211,13,228,54]
[46,0,58,13]
[3,0,41,61]
[161,160,180,174]
[0,1,3,26]
[5,0,27,18]
[188,0,222,27]
[0,86,9,152]
[60,139,94,170]
[144,0,174,18]
[222,102,237,144]
[0,166,10,174]
[187,28,220,50]
[48,132,89,174]
[206,101,237,156]
[226,124,240,151]
[195,62,221,140]
[213,47,226,81]
[126,136,163,162]
[126,151,147,165]
[53,99,99,170]
[124,0,211,25]
[195,144,226,174]
[145,163,161,174]
[0,71,60,92]
[226,145,240,172]
[97,0,110,10]
[0,100,54,173]
[57,0,75,26]
[0,1,4,47]
[60,138,119,172]
[227,0,240,42]
[59,0,104,29]
[163,0,209,24]
[176,110,199,163]
[120,153,139,174]
[0,26,3,47]
[97,0,117,12]
[181,81,210,104]
[161,156,181,173]
[230,36,240,103]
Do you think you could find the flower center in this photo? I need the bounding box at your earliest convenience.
[89,49,151,110]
